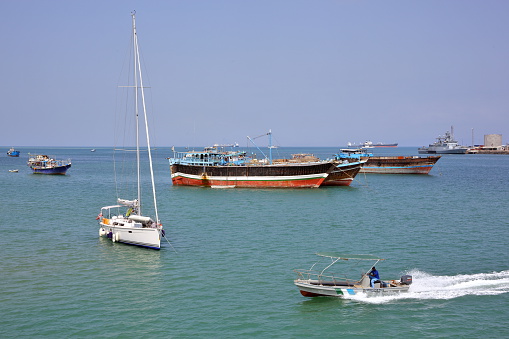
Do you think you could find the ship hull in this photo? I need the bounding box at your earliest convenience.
[295,280,409,298]
[100,223,161,250]
[321,162,364,186]
[372,143,398,148]
[171,162,335,188]
[31,164,71,175]
[418,148,467,154]
[361,156,440,174]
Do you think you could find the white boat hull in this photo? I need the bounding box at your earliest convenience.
[294,280,410,297]
[100,222,161,250]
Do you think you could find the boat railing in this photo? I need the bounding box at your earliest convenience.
[294,269,358,286]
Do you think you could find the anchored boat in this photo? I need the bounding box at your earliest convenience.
[294,253,412,298]
[168,131,352,188]
[97,12,164,250]
[7,147,20,157]
[418,127,469,154]
[169,150,336,188]
[336,148,441,174]
[27,154,71,174]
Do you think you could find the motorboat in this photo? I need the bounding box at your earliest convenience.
[293,253,412,297]
[7,147,20,157]
[27,154,71,174]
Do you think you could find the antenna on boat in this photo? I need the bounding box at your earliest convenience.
[268,129,272,164]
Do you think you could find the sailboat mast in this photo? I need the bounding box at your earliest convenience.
[132,13,141,213]
[131,12,159,223]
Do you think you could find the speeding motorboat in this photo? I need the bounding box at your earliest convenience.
[293,252,412,297]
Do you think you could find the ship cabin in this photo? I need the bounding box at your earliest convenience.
[335,148,373,160]
[168,150,248,166]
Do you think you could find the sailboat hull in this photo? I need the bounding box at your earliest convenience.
[100,223,161,250]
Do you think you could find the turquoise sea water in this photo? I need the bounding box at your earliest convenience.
[1,146,508,338]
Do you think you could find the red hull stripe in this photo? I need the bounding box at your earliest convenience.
[172,174,327,188]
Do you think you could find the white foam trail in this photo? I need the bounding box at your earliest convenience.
[343,270,509,304]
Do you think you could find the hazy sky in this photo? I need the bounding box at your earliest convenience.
[2,0,508,147]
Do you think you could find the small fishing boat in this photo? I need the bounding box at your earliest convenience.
[294,253,412,298]
[97,12,164,250]
[27,154,71,174]
[7,147,20,157]
[9,169,19,173]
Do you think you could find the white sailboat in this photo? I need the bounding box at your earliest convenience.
[97,12,164,250]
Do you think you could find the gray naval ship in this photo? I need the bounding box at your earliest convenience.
[419,127,469,154]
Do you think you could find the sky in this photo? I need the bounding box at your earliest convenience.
[2,0,508,147]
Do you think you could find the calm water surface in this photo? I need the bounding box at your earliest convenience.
[1,146,508,338]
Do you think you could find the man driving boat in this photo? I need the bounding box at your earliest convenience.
[369,267,380,288]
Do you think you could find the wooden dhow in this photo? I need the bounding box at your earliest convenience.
[168,135,365,188]
[336,149,440,174]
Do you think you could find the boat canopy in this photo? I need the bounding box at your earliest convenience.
[315,252,385,261]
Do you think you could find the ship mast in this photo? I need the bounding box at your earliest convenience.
[132,13,141,213]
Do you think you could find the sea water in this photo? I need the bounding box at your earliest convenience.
[0,146,508,338]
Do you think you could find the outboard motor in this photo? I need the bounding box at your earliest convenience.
[400,275,413,285]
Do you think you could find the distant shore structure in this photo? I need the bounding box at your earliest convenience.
[467,134,509,154]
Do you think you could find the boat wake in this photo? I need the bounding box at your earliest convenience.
[344,269,509,304]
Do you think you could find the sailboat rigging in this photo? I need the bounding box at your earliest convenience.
[97,12,164,249]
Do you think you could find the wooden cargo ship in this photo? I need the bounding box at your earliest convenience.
[336,149,440,174]
[168,149,364,188]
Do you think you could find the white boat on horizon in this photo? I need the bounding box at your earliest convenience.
[97,12,164,250]
[294,253,412,298]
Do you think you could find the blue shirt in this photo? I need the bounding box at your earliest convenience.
[370,269,380,279]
